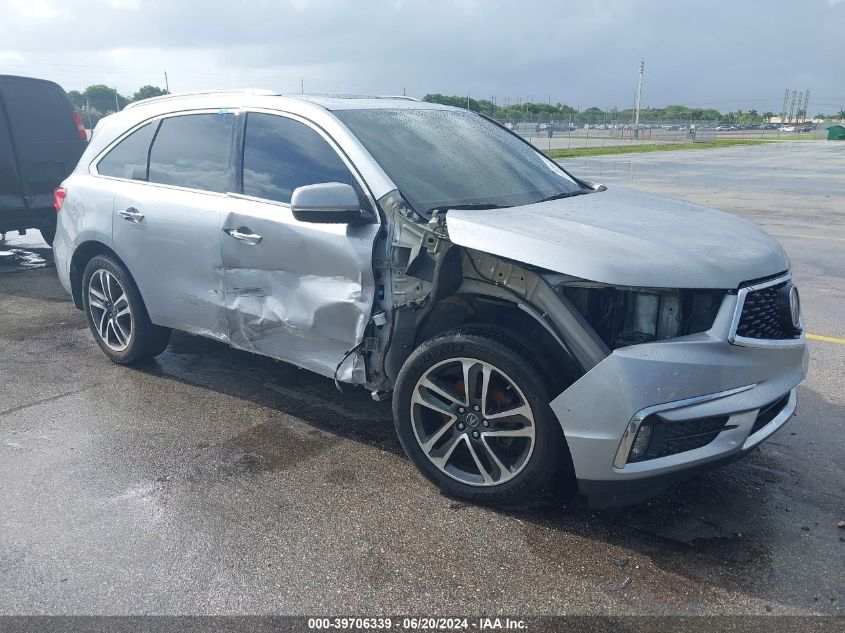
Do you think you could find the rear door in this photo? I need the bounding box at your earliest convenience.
[108,111,235,340]
[0,77,85,212]
[221,111,380,382]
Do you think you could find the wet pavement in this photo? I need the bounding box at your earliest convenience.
[0,141,843,615]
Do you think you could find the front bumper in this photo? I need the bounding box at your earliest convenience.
[549,293,808,507]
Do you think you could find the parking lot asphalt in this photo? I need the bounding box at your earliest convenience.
[0,141,842,616]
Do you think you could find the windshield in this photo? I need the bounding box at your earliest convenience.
[334,108,584,214]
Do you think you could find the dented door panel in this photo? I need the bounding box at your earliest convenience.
[221,196,379,383]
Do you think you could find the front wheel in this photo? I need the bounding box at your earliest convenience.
[393,327,571,506]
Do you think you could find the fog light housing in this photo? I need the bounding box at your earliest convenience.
[628,423,653,462]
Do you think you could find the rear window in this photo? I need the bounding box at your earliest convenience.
[97,121,158,180]
[148,113,233,193]
[0,79,75,142]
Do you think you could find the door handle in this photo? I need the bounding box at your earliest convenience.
[224,227,263,245]
[117,207,144,223]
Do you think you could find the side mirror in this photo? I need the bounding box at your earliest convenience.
[290,182,365,224]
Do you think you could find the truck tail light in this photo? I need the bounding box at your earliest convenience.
[54,187,67,212]
[71,110,87,140]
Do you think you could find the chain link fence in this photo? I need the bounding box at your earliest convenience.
[497,116,819,151]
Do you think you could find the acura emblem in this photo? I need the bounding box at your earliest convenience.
[789,285,801,329]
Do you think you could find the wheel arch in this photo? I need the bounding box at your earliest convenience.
[415,291,584,395]
[69,241,131,310]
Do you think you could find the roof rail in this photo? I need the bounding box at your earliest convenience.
[124,88,280,110]
[379,95,421,101]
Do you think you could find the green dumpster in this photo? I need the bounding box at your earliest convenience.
[828,125,845,140]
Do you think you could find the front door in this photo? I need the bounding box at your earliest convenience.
[221,111,380,382]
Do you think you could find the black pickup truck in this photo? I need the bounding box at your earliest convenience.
[0,75,87,245]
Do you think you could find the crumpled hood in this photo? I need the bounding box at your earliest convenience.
[446,186,788,289]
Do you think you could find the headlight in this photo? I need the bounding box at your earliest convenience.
[555,284,725,349]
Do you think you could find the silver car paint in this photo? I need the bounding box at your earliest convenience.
[64,96,402,380]
[550,291,808,484]
[221,194,378,382]
[55,92,808,496]
[112,179,229,341]
[446,186,789,288]
[53,175,119,296]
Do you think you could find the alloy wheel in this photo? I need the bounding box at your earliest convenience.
[88,268,133,351]
[410,357,536,486]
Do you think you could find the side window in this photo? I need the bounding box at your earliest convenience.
[97,121,158,180]
[148,113,232,193]
[242,113,354,204]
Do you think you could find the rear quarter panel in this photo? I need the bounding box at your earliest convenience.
[54,173,116,292]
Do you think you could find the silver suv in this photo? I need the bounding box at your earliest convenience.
[53,91,807,507]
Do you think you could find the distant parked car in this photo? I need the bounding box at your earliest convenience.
[778,126,796,132]
[0,75,87,244]
[715,125,737,131]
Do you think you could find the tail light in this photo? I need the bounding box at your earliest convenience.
[71,110,87,140]
[54,187,67,212]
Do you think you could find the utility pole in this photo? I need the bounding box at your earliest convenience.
[633,58,644,127]
[782,89,790,123]
[164,70,169,92]
[802,90,810,122]
[84,96,92,130]
[300,77,304,94]
[788,90,798,123]
[113,87,120,112]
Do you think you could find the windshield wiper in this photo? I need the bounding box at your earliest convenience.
[428,203,509,214]
[535,190,593,204]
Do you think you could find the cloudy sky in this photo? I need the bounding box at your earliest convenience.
[1,0,844,113]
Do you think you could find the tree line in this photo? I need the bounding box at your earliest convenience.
[68,85,169,127]
[422,94,845,124]
[66,85,844,129]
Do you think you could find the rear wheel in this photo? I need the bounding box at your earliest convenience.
[393,327,571,506]
[81,255,171,364]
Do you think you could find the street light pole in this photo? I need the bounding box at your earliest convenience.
[634,58,644,127]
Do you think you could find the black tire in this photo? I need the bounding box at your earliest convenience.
[393,326,572,507]
[39,222,56,247]
[81,254,171,364]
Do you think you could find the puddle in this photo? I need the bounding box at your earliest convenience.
[219,420,341,476]
[0,248,49,272]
